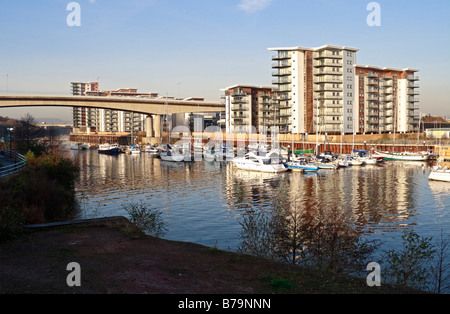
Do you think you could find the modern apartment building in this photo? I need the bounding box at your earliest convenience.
[265,45,420,135]
[268,45,359,135]
[71,82,157,135]
[71,82,100,131]
[355,66,420,134]
[222,85,275,134]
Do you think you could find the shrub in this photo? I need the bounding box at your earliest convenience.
[123,202,168,238]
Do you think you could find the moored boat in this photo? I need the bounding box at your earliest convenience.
[374,150,429,161]
[98,143,121,155]
[232,152,287,173]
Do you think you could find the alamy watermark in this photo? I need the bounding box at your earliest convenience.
[367,2,381,27]
[66,2,81,27]
[66,262,81,287]
[66,2,381,28]
[366,262,382,287]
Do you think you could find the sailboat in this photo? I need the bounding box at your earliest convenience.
[374,109,428,161]
[284,133,319,172]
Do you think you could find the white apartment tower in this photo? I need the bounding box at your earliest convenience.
[268,45,359,135]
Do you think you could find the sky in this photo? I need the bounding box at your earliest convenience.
[0,0,449,121]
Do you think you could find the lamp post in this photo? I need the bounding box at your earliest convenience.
[7,127,14,160]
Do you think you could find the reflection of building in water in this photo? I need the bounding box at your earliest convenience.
[223,161,421,231]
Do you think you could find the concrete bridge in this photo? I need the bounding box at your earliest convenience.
[0,95,224,116]
[0,95,225,142]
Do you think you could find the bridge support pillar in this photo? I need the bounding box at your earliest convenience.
[153,115,161,140]
[145,116,153,139]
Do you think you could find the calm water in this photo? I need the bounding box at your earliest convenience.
[70,149,450,256]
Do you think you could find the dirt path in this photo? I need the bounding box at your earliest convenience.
[0,217,423,295]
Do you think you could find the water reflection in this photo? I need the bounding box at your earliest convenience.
[71,150,448,256]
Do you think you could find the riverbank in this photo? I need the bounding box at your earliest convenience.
[0,217,425,294]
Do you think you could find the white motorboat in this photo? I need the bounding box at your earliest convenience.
[125,145,141,155]
[160,150,184,162]
[145,145,160,154]
[348,157,364,166]
[429,159,450,182]
[232,152,287,173]
[360,156,377,165]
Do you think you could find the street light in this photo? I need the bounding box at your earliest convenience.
[7,128,14,159]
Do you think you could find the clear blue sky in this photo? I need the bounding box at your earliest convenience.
[0,0,449,121]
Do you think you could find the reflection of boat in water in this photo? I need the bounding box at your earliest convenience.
[98,143,121,155]
[232,152,287,173]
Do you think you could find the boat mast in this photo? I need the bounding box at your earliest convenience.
[315,98,319,155]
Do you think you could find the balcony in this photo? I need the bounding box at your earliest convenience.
[367,110,379,117]
[407,75,420,81]
[272,53,290,60]
[381,95,393,102]
[381,80,393,87]
[367,79,379,86]
[232,114,249,119]
[272,70,292,77]
[380,88,393,94]
[232,120,249,126]
[231,98,249,105]
[314,76,343,84]
[313,60,343,67]
[408,82,420,89]
[314,51,342,59]
[317,92,343,100]
[273,78,292,85]
[408,89,420,96]
[272,61,291,68]
[231,106,249,111]
[408,97,420,102]
[314,84,342,92]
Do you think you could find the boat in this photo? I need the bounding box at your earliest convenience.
[232,152,288,173]
[145,145,160,154]
[348,157,364,166]
[204,144,235,162]
[284,160,319,172]
[125,145,141,155]
[98,143,121,155]
[159,144,185,162]
[70,142,90,150]
[429,159,450,182]
[318,162,338,170]
[336,156,349,167]
[374,150,429,161]
[360,156,377,165]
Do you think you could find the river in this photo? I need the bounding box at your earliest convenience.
[69,148,449,287]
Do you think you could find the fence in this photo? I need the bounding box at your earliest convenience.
[0,149,27,179]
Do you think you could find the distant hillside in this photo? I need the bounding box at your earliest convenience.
[36,118,71,124]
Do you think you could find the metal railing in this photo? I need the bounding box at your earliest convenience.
[0,149,27,179]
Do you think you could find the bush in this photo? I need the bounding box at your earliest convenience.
[0,152,79,240]
[0,206,24,242]
[123,202,168,238]
[382,231,435,290]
